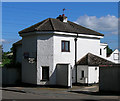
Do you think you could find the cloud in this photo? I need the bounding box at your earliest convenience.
[75,15,118,34]
[0,39,7,43]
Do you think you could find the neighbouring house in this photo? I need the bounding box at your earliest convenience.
[107,49,120,64]
[76,53,115,84]
[13,14,111,86]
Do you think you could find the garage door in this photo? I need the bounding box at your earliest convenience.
[56,64,72,88]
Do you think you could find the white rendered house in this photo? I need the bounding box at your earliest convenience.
[15,14,109,86]
[108,49,120,64]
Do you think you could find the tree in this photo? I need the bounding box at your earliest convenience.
[106,46,113,57]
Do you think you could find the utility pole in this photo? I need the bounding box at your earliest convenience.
[74,34,78,84]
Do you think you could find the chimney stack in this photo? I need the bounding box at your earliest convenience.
[56,14,68,23]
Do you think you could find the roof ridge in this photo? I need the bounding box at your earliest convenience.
[49,18,55,30]
[36,18,49,30]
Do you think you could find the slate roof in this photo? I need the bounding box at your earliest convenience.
[19,18,104,36]
[77,53,115,66]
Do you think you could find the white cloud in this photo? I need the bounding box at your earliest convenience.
[0,39,6,43]
[75,15,118,34]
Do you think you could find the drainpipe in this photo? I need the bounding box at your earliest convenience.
[74,34,78,84]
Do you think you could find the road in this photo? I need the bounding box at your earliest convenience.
[1,85,120,101]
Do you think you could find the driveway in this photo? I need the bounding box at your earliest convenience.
[1,85,120,100]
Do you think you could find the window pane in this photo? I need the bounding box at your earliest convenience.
[65,42,69,51]
[61,41,70,52]
[62,42,64,51]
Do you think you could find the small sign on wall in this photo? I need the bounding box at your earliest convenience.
[28,58,35,64]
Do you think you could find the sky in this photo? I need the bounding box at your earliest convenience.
[1,2,118,52]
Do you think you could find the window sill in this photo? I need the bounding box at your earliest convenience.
[41,80,49,81]
[62,51,70,52]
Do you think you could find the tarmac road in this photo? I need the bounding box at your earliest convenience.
[1,85,120,101]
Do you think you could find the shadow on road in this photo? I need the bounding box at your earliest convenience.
[2,83,70,89]
[69,90,120,96]
[2,88,26,93]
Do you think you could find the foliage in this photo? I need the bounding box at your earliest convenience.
[106,46,113,57]
[2,46,21,68]
[2,52,13,67]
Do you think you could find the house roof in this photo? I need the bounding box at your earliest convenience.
[19,18,104,36]
[77,53,115,66]
[13,40,22,46]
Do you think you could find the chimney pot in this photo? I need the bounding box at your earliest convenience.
[62,14,65,16]
[56,14,67,23]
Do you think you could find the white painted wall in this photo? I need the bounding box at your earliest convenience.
[77,66,99,84]
[37,34,54,85]
[22,35,37,84]
[77,37,100,60]
[77,65,88,84]
[16,45,22,63]
[53,34,100,83]
[88,66,99,84]
[108,49,120,63]
[100,43,107,58]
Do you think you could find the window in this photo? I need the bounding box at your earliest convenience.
[113,53,119,60]
[100,49,102,55]
[42,66,49,81]
[81,70,84,78]
[61,41,70,52]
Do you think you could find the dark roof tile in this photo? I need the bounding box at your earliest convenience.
[19,18,104,36]
[77,53,115,66]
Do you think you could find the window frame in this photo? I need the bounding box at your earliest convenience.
[113,53,119,60]
[61,40,70,52]
[42,66,49,81]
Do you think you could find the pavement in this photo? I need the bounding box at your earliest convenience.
[1,85,120,100]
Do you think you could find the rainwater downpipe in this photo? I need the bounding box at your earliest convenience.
[74,34,78,84]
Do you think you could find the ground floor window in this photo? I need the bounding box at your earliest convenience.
[42,66,49,81]
[81,70,84,78]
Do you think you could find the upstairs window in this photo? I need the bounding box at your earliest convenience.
[61,40,70,52]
